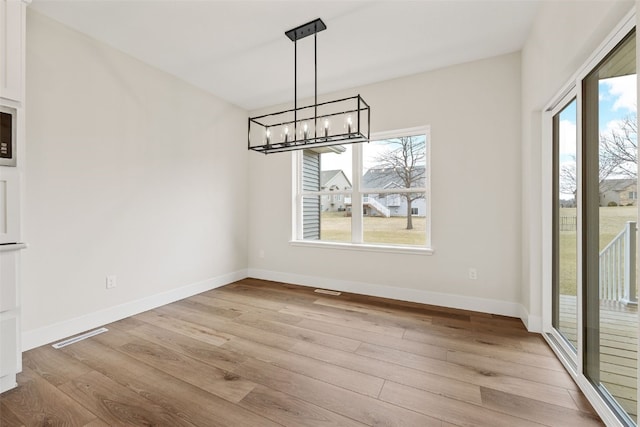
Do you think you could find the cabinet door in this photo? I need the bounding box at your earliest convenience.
[0,316,17,378]
[0,251,17,312]
[0,0,25,103]
[0,168,20,244]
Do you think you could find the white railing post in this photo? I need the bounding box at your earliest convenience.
[363,197,390,217]
[599,224,632,303]
[623,221,637,305]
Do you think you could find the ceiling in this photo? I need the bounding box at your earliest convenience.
[30,0,541,111]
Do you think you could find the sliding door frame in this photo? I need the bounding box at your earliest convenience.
[544,88,581,370]
[542,8,637,427]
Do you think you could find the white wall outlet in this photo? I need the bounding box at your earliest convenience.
[468,268,478,280]
[106,275,117,289]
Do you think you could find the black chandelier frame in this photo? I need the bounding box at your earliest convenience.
[248,18,371,154]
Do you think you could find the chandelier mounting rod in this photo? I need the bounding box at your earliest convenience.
[288,19,326,144]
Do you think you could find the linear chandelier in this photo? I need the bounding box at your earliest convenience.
[248,18,371,154]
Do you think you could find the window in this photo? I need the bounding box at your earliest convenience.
[294,127,430,251]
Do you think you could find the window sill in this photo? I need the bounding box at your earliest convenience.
[289,240,434,255]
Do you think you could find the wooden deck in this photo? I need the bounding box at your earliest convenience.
[559,294,638,420]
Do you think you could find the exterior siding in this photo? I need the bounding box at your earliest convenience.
[302,150,320,239]
[599,179,638,207]
[363,193,427,217]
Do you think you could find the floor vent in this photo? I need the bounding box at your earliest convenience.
[52,327,109,349]
[314,289,341,296]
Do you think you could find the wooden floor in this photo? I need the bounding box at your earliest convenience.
[1,278,603,426]
[559,294,638,420]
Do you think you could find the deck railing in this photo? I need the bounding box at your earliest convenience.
[363,197,391,217]
[599,221,637,304]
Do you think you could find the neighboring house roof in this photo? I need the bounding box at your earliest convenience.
[600,178,636,193]
[362,166,426,189]
[321,170,352,189]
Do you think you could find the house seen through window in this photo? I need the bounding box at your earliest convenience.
[296,127,430,249]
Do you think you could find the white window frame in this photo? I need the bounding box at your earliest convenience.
[291,126,433,255]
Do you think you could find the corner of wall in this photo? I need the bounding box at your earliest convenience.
[518,304,542,333]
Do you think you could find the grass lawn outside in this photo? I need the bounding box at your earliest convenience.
[559,206,637,296]
[320,211,427,246]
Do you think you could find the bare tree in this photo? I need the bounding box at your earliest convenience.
[560,154,621,198]
[600,115,637,178]
[559,160,578,200]
[560,115,636,202]
[371,136,426,230]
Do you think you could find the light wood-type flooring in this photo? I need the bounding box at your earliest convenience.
[0,278,603,426]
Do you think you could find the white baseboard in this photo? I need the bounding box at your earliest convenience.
[22,269,247,351]
[522,310,542,333]
[248,268,530,326]
[0,374,17,394]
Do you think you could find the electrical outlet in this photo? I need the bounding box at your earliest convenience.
[468,268,477,280]
[106,275,117,289]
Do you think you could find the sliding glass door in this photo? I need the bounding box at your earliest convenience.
[583,29,637,424]
[548,22,637,426]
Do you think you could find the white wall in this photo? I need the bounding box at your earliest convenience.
[22,10,248,348]
[248,53,524,317]
[520,0,634,331]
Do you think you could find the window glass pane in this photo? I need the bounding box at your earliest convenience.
[362,135,426,190]
[553,98,578,352]
[320,145,352,212]
[320,210,352,243]
[363,192,427,246]
[302,146,352,242]
[320,145,353,185]
[319,145,352,242]
[361,134,427,246]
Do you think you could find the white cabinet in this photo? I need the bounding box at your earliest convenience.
[0,246,23,394]
[0,0,27,104]
[0,0,26,395]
